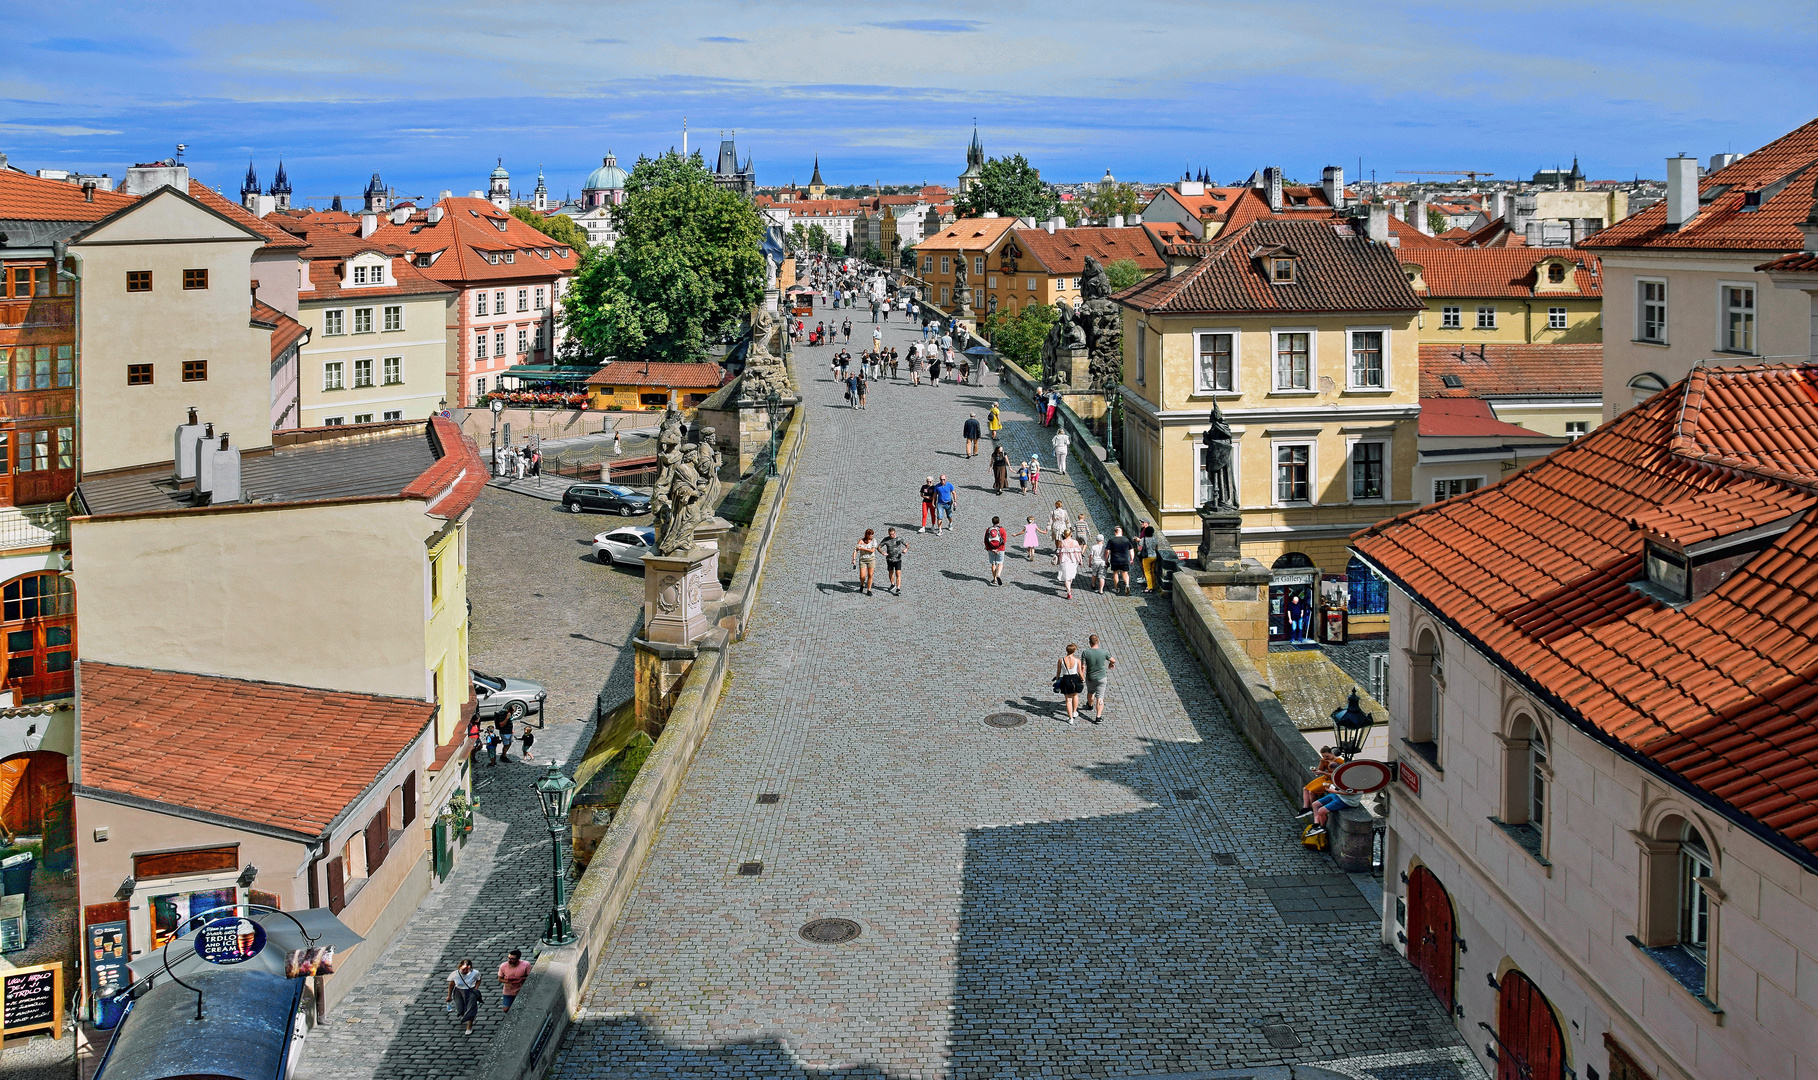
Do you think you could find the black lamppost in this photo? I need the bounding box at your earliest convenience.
[533,763,577,947]
[489,397,504,477]
[1331,688,1376,760]
[764,389,784,477]
[1103,383,1121,464]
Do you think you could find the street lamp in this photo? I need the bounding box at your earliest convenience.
[489,397,504,477]
[764,389,783,477]
[1330,688,1376,760]
[533,762,577,946]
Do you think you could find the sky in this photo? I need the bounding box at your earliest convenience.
[4,1,1816,209]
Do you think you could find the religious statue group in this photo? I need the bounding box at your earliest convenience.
[1040,255,1125,394]
[651,409,723,557]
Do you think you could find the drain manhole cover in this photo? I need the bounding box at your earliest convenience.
[1209,852,1238,866]
[1175,789,1200,800]
[738,861,763,876]
[756,793,781,804]
[799,918,862,944]
[1262,1024,1302,1048]
[983,712,1027,728]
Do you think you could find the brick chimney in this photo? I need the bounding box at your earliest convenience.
[1265,168,1283,213]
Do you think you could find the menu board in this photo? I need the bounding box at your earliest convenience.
[1,963,61,1038]
[88,921,129,1000]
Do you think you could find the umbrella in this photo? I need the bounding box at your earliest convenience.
[963,345,998,357]
[126,908,364,985]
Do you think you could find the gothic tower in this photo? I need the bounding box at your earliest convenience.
[240,160,260,211]
[268,160,291,211]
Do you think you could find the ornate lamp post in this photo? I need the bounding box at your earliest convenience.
[489,397,505,477]
[532,763,578,946]
[764,389,783,477]
[1330,688,1376,760]
[1102,382,1121,464]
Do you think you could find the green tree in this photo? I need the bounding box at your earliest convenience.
[1427,206,1448,236]
[1058,201,1085,227]
[1104,259,1147,292]
[863,243,884,264]
[509,206,589,249]
[982,303,1060,377]
[807,223,829,255]
[1084,182,1142,224]
[900,244,917,271]
[559,149,767,365]
[954,154,1060,221]
[788,222,808,252]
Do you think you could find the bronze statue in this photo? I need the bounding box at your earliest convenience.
[1201,400,1237,511]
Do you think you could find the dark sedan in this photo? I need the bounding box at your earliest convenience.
[562,483,651,516]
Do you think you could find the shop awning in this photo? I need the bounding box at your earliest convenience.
[498,365,601,384]
[94,969,303,1080]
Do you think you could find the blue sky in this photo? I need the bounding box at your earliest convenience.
[5,1,1815,209]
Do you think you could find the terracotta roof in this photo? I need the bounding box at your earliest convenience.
[1583,117,1818,252]
[299,237,457,302]
[250,299,307,362]
[369,197,578,286]
[78,661,435,837]
[916,217,1018,252]
[1419,343,1602,398]
[1116,218,1424,316]
[1353,362,1818,866]
[0,170,136,221]
[408,416,491,519]
[583,361,727,389]
[1758,252,1818,274]
[1457,216,1528,248]
[1142,221,1197,248]
[1417,397,1551,438]
[186,182,306,252]
[1008,227,1163,276]
[1626,487,1816,548]
[1402,247,1602,298]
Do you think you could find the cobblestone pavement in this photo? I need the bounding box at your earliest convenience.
[554,319,1467,1079]
[295,487,647,1080]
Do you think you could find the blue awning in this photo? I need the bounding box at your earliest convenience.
[96,969,304,1080]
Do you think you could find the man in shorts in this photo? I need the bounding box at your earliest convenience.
[1105,525,1135,596]
[984,516,1008,586]
[933,475,955,534]
[879,527,909,595]
[497,949,532,1012]
[962,413,981,458]
[1078,634,1117,721]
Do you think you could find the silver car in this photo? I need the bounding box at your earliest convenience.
[471,669,546,723]
[592,527,656,567]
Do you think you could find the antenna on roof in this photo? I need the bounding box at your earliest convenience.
[175,143,187,164]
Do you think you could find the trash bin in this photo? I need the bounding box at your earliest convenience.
[0,852,31,898]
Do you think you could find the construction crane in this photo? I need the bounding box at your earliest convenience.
[1397,170,1495,183]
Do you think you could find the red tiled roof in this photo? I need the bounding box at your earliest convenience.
[1457,216,1528,248]
[1142,221,1197,248]
[408,416,490,519]
[0,170,136,221]
[186,182,306,252]
[1758,252,1818,274]
[1402,247,1602,298]
[913,217,1017,252]
[1009,227,1164,275]
[78,661,435,836]
[1417,397,1549,438]
[251,299,307,362]
[1419,343,1602,398]
[1583,117,1818,252]
[583,361,727,389]
[1116,218,1423,316]
[369,197,578,286]
[299,235,457,302]
[1353,362,1818,865]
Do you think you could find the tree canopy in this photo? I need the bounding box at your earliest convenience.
[983,303,1059,378]
[559,150,767,365]
[954,154,1060,221]
[509,206,588,250]
[1104,259,1147,292]
[1084,182,1143,224]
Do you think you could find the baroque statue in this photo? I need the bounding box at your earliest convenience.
[1039,256,1123,393]
[952,252,972,315]
[1201,401,1237,511]
[651,407,726,558]
[740,307,794,401]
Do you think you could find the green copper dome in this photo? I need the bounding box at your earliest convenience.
[584,151,628,192]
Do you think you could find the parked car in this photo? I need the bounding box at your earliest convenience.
[593,527,656,567]
[471,669,546,722]
[562,483,651,516]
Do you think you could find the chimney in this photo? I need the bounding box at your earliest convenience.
[1413,196,1434,235]
[1665,155,1699,229]
[360,210,379,238]
[1045,218,1057,234]
[1179,178,1205,197]
[1265,167,1283,213]
[120,161,189,197]
[174,411,207,480]
[1165,248,1198,278]
[391,206,411,225]
[468,190,485,199]
[1129,213,1142,225]
[81,180,97,203]
[427,205,445,224]
[1322,165,1345,209]
[1110,214,1124,229]
[1366,204,1391,244]
[198,435,241,504]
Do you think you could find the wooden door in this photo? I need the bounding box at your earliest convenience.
[1408,865,1455,1010]
[0,751,69,838]
[1498,969,1565,1080]
[2,573,74,702]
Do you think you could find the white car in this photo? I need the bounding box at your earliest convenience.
[593,527,656,566]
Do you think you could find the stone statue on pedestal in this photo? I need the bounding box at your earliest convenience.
[1076,256,1124,394]
[952,253,972,316]
[1201,401,1237,511]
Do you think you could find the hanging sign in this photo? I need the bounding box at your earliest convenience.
[1398,760,1422,796]
[193,917,266,966]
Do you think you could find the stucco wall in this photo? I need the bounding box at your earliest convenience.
[298,292,451,426]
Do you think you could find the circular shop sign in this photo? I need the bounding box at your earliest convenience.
[194,916,267,966]
[1331,759,1394,795]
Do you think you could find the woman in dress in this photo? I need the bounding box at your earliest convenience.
[1048,501,1071,565]
[908,345,923,386]
[1056,529,1083,599]
[1021,516,1041,561]
[1054,643,1085,722]
[987,402,1003,441]
[852,528,878,596]
[991,444,1010,494]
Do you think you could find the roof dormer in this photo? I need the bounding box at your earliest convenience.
[1628,489,1812,605]
[1251,243,1301,283]
[1533,255,1581,295]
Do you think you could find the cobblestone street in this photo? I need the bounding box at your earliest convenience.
[295,487,648,1080]
[553,313,1468,1079]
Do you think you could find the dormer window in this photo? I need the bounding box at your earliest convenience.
[1272,257,1296,283]
[1547,263,1566,283]
[1634,501,1803,605]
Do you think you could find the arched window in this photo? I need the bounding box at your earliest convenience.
[1346,555,1388,614]
[1638,812,1718,1001]
[1,573,73,702]
[1496,714,1550,861]
[1678,824,1711,962]
[1529,731,1548,829]
[1628,372,1668,411]
[1273,552,1314,569]
[1407,628,1441,764]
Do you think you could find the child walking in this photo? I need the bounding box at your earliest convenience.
[1022,516,1041,561]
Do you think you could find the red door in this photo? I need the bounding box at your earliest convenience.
[1498,970,1565,1080]
[1,572,74,702]
[1408,865,1456,1010]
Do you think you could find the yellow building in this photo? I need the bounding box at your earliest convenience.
[583,361,727,412]
[1401,247,1602,345]
[1117,218,1423,634]
[914,217,1017,313]
[983,227,1164,318]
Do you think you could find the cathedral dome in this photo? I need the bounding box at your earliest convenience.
[584,152,628,192]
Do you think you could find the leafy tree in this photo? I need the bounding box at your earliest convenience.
[1105,259,1147,292]
[1057,201,1085,228]
[559,149,766,365]
[1427,206,1449,236]
[983,303,1059,377]
[1084,182,1142,224]
[954,154,1060,221]
[788,222,808,252]
[807,223,829,255]
[863,243,884,264]
[900,245,917,271]
[510,206,589,249]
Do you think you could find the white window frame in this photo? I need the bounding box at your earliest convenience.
[940,256,951,275]
[987,274,998,289]
[352,265,369,285]
[1718,281,1756,354]
[1547,306,1568,330]
[1432,475,1484,502]
[494,331,506,357]
[1346,436,1389,503]
[973,255,984,276]
[383,410,403,421]
[383,305,402,332]
[1441,306,1461,329]
[535,287,546,310]
[517,328,528,354]
[323,309,345,336]
[354,412,374,424]
[1193,328,1239,394]
[493,290,506,315]
[475,293,488,317]
[1565,421,1588,439]
[1637,278,1668,343]
[322,415,345,426]
[518,288,529,312]
[353,358,374,388]
[1271,439,1315,506]
[383,357,403,385]
[323,361,345,391]
[1026,277,1037,291]
[353,307,374,334]
[475,376,486,396]
[940,286,950,304]
[1270,328,1316,392]
[474,333,487,359]
[1475,305,1497,330]
[1345,326,1390,391]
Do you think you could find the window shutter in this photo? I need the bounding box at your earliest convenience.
[327,857,346,913]
[365,806,390,873]
[402,771,417,828]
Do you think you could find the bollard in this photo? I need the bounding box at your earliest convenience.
[1332,807,1378,873]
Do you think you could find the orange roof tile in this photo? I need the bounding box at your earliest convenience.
[583,362,727,389]
[299,235,457,302]
[1403,247,1601,298]
[915,217,1018,252]
[1758,252,1818,274]
[1418,397,1553,438]
[1419,343,1602,398]
[0,170,136,221]
[251,299,307,362]
[78,661,435,836]
[1354,362,1818,866]
[369,197,578,287]
[1117,218,1423,317]
[1008,227,1164,276]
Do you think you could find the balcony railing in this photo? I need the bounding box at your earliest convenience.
[0,504,68,550]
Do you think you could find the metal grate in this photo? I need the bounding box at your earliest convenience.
[1209,852,1238,866]
[738,861,763,876]
[799,918,862,944]
[756,793,780,804]
[1175,789,1199,800]
[983,712,1027,728]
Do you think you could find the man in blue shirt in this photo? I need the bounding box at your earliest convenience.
[933,475,956,534]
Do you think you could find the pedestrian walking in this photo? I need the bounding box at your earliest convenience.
[1139,521,1161,593]
[856,371,868,408]
[1029,458,1041,496]
[1106,525,1135,595]
[928,354,942,383]
[872,326,882,351]
[446,959,482,1035]
[1054,643,1086,723]
[922,318,932,342]
[1048,500,1070,563]
[1022,515,1041,561]
[991,444,1009,493]
[852,528,878,596]
[890,348,900,379]
[919,476,936,532]
[842,318,852,343]
[879,527,908,595]
[988,402,1002,441]
[1079,634,1117,721]
[983,515,1009,585]
[963,413,981,457]
[1052,428,1069,473]
[496,715,513,761]
[529,448,541,477]
[934,475,956,534]
[1089,533,1108,593]
[519,726,535,758]
[483,727,500,767]
[1057,529,1082,598]
[612,430,622,456]
[498,950,532,1013]
[845,374,860,408]
[909,346,923,386]
[1017,459,1030,495]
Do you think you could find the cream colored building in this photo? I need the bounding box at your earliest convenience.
[296,240,455,427]
[1402,248,1603,346]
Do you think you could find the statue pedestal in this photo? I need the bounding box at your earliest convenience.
[642,544,718,646]
[1061,345,1092,389]
[1198,505,1244,571]
[692,516,736,604]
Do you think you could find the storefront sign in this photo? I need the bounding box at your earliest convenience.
[87,919,129,1026]
[194,917,266,966]
[1398,759,1422,796]
[1,963,62,1039]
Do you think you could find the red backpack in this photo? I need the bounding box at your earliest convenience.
[985,526,1006,551]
